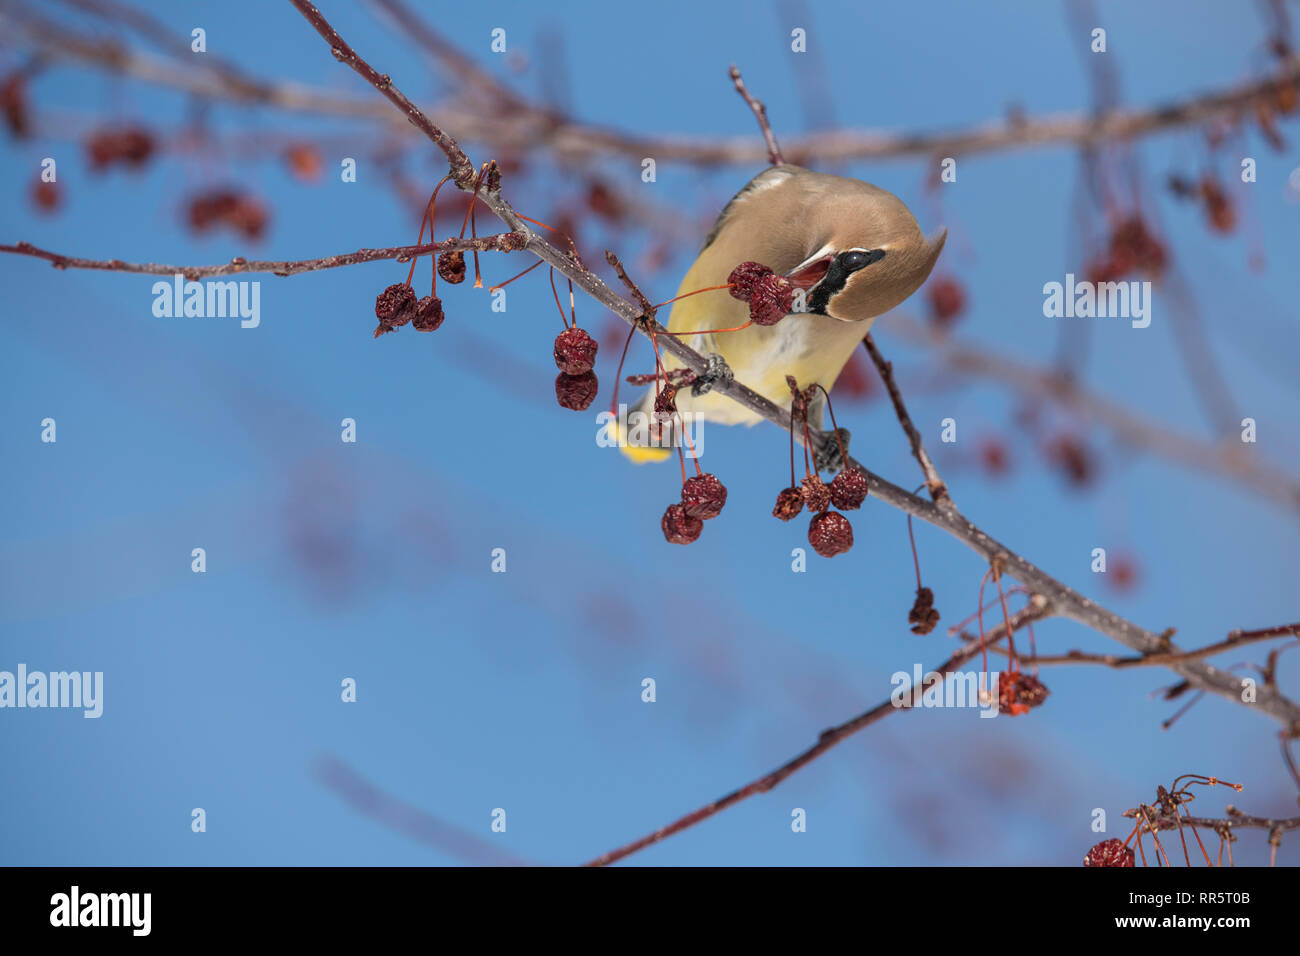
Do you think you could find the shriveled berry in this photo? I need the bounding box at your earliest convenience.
[681,473,727,520]
[748,274,794,326]
[998,670,1050,716]
[375,283,416,323]
[829,466,869,510]
[808,511,853,557]
[553,326,598,375]
[555,371,598,411]
[727,261,774,301]
[908,587,940,635]
[412,296,445,332]
[772,486,804,521]
[801,474,831,514]
[437,250,466,284]
[661,503,703,545]
[653,383,678,414]
[1084,839,1134,868]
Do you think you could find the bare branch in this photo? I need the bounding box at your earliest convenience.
[884,314,1300,514]
[0,235,523,279]
[286,0,477,186]
[583,599,1048,866]
[15,1,1295,167]
[729,65,784,165]
[313,755,533,866]
[863,332,951,508]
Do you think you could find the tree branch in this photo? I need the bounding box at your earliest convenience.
[863,332,951,507]
[11,1,1297,167]
[582,599,1048,866]
[0,235,523,278]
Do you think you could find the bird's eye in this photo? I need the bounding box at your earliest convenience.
[840,250,882,272]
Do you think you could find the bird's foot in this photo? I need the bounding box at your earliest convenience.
[691,353,734,396]
[813,427,851,473]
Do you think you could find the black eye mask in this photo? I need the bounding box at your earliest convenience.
[807,249,885,314]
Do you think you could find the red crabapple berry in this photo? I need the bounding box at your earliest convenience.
[829,466,869,510]
[727,261,774,301]
[411,296,445,332]
[661,503,703,545]
[772,486,804,522]
[437,251,467,284]
[555,371,598,411]
[1083,839,1135,868]
[681,473,727,520]
[747,274,794,326]
[998,670,1050,716]
[808,511,853,557]
[374,283,417,337]
[801,474,832,515]
[553,327,599,375]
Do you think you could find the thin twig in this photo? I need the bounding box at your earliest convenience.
[729,65,785,166]
[998,626,1296,669]
[862,332,951,507]
[884,314,1300,514]
[583,600,1048,867]
[0,235,522,278]
[287,0,476,186]
[604,250,656,318]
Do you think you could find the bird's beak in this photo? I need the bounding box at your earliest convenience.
[785,255,833,290]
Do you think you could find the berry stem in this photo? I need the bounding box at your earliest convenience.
[991,564,1019,666]
[488,258,542,292]
[608,322,638,416]
[650,284,733,310]
[548,268,570,328]
[810,383,848,468]
[906,514,923,591]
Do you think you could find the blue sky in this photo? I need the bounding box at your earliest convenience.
[1,0,1297,866]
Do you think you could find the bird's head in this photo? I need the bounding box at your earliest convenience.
[782,179,947,322]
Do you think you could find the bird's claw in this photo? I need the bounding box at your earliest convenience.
[691,353,734,396]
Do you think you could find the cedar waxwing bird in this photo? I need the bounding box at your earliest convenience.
[619,164,947,464]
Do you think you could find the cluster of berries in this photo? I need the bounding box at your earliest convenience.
[186,189,269,240]
[86,125,156,171]
[773,465,868,558]
[662,472,727,545]
[1084,215,1166,284]
[727,261,795,326]
[770,378,868,558]
[373,282,445,337]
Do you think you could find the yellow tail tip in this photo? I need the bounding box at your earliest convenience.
[620,443,673,464]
